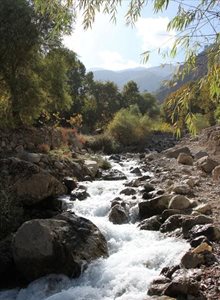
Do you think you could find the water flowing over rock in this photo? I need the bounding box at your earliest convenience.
[12,212,108,281]
[109,204,129,224]
[139,195,171,219]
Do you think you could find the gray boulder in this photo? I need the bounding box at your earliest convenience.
[139,195,171,219]
[168,195,191,210]
[109,204,129,224]
[139,215,161,231]
[12,212,108,281]
[177,153,193,165]
[189,224,220,241]
[164,146,191,159]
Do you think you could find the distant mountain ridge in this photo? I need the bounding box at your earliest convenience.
[90,64,177,93]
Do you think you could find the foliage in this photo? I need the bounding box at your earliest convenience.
[84,134,120,154]
[33,0,220,134]
[107,105,152,146]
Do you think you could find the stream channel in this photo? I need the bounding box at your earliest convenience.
[0,155,189,300]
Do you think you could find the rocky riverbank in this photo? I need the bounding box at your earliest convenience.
[1,126,220,299]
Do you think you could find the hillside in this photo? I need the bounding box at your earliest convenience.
[155,49,208,102]
[90,64,176,92]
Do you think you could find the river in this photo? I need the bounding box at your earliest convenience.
[0,155,189,300]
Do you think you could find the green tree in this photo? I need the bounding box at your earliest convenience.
[122,81,141,108]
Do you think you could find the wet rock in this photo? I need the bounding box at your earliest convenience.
[177,153,193,165]
[120,187,136,196]
[161,209,184,222]
[182,215,213,238]
[190,235,212,248]
[160,265,180,279]
[143,182,155,193]
[13,212,108,281]
[70,188,90,201]
[101,169,127,180]
[192,242,212,254]
[189,224,220,241]
[139,215,161,231]
[196,156,218,173]
[148,277,171,296]
[63,177,77,194]
[164,146,191,159]
[142,192,153,200]
[130,167,142,176]
[109,154,121,161]
[139,195,171,219]
[160,214,184,233]
[109,204,129,224]
[84,160,99,177]
[168,195,191,210]
[125,178,142,188]
[181,250,205,268]
[164,272,200,298]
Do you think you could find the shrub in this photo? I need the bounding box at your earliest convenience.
[84,133,119,154]
[107,105,152,146]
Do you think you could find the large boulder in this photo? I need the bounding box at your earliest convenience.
[196,156,218,173]
[168,195,191,210]
[139,195,171,219]
[189,224,220,241]
[164,147,191,159]
[12,212,108,281]
[84,160,99,177]
[139,215,161,231]
[101,169,127,180]
[0,158,66,206]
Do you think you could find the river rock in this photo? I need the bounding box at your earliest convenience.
[139,215,161,231]
[194,150,209,160]
[109,204,129,224]
[143,182,155,193]
[168,195,191,210]
[130,167,142,176]
[101,169,127,180]
[120,188,136,196]
[70,188,90,201]
[177,153,193,165]
[84,160,99,177]
[63,177,77,194]
[196,156,218,173]
[18,152,41,164]
[182,215,213,238]
[148,277,171,296]
[192,242,212,254]
[189,224,220,241]
[160,214,184,233]
[12,212,108,281]
[164,146,191,159]
[139,195,171,219]
[190,235,212,248]
[181,250,205,268]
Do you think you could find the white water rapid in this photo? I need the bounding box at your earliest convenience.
[0,156,189,300]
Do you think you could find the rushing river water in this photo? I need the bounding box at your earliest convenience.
[0,156,189,300]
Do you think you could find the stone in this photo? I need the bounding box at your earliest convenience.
[194,151,209,160]
[181,250,205,268]
[63,177,77,194]
[139,215,161,231]
[189,224,220,241]
[54,161,64,170]
[164,146,191,159]
[160,214,184,233]
[196,156,218,173]
[182,215,213,238]
[12,212,108,281]
[20,152,42,164]
[130,167,142,176]
[84,160,99,177]
[168,195,191,210]
[14,172,67,206]
[120,188,136,196]
[109,204,129,224]
[184,178,195,188]
[101,169,127,180]
[143,182,155,193]
[139,195,171,219]
[0,235,15,281]
[190,235,212,248]
[15,145,24,153]
[177,153,193,165]
[148,277,171,296]
[172,184,191,195]
[109,154,121,161]
[70,188,90,201]
[192,242,212,254]
[161,209,183,222]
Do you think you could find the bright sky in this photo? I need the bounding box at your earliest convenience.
[62,1,207,71]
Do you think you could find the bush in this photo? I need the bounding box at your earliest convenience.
[107,105,152,146]
[84,133,119,154]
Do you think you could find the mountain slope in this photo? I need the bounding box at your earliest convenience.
[90,64,176,92]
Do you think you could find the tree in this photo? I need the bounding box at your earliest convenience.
[0,0,71,126]
[33,0,220,134]
[122,81,141,108]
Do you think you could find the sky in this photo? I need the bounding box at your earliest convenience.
[62,0,211,71]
